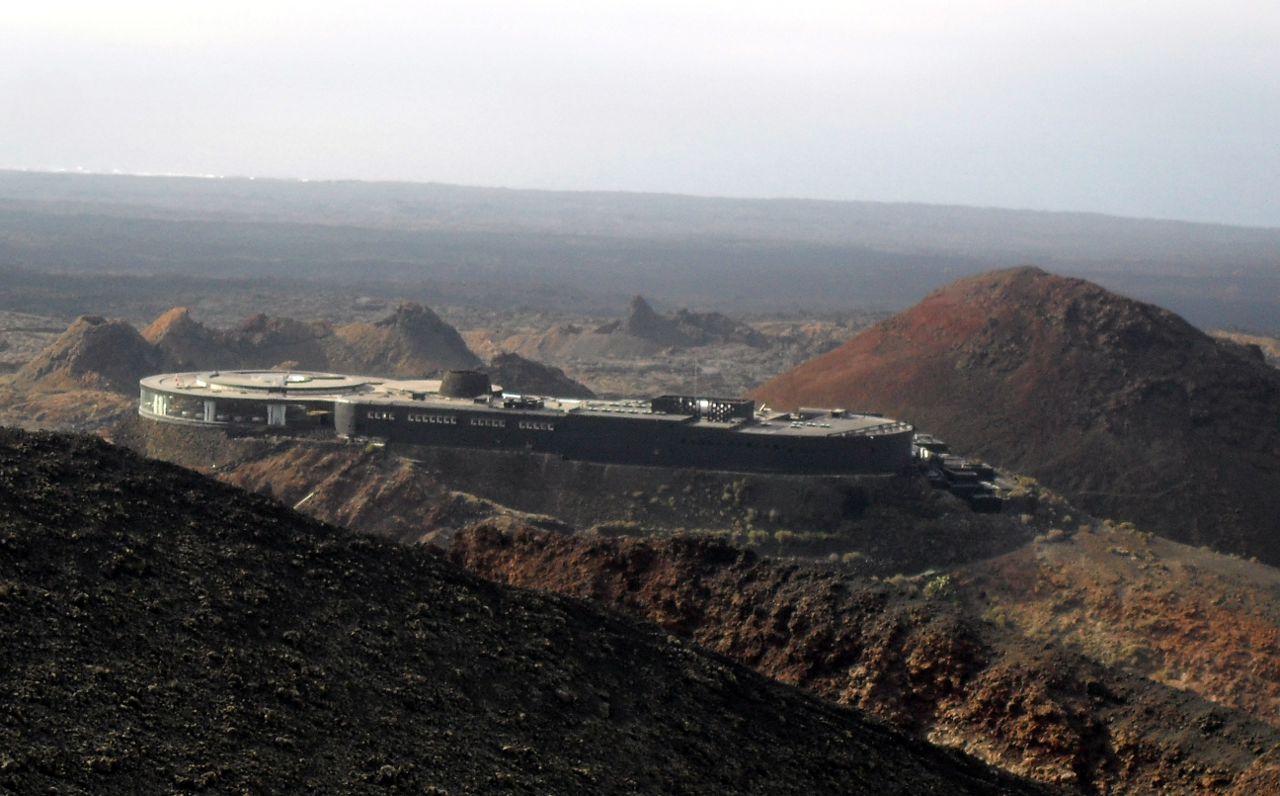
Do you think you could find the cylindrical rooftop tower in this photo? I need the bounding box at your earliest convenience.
[439,370,492,399]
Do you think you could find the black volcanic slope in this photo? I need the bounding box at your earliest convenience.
[0,429,1042,795]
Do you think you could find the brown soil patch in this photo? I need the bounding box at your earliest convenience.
[963,524,1280,727]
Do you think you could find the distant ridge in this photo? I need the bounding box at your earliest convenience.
[515,295,766,360]
[754,266,1280,562]
[1,169,1277,326]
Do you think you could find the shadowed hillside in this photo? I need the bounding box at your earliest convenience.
[753,267,1280,563]
[0,428,1043,795]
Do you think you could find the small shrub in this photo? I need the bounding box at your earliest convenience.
[923,574,955,601]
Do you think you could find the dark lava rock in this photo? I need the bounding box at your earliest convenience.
[0,428,1043,795]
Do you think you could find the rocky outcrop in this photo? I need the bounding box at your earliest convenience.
[961,521,1280,730]
[621,296,767,348]
[621,295,693,347]
[452,524,1280,794]
[753,266,1280,563]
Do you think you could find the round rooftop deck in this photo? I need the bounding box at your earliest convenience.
[140,370,375,398]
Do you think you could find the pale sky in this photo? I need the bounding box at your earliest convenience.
[3,1,1279,226]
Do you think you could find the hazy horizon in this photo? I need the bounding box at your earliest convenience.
[4,2,1279,227]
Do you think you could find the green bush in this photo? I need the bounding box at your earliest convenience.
[923,574,954,601]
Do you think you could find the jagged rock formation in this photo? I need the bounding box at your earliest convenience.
[622,296,766,348]
[484,352,595,398]
[330,302,481,376]
[15,315,173,393]
[673,307,769,348]
[451,524,1280,794]
[0,428,1044,795]
[620,294,693,347]
[753,266,1280,563]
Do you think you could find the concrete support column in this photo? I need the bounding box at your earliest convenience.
[268,404,287,426]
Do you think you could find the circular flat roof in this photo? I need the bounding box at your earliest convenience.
[140,370,375,396]
[206,370,371,392]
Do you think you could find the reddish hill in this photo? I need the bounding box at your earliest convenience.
[135,303,483,377]
[753,267,1280,563]
[16,315,172,393]
[141,307,235,368]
